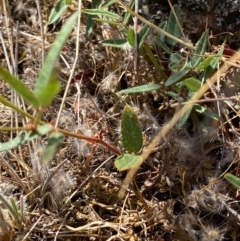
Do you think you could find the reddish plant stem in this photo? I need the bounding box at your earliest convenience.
[58,128,122,155]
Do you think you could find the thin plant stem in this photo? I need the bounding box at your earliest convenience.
[35,0,45,65]
[133,0,138,79]
[0,95,40,123]
[55,0,83,127]
[58,128,121,155]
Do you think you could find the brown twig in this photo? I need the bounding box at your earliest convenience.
[58,128,122,155]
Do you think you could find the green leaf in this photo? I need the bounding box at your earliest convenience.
[91,18,123,25]
[167,91,180,100]
[177,105,193,129]
[86,0,102,35]
[195,56,214,71]
[36,124,53,135]
[166,5,183,46]
[34,11,78,99]
[0,134,30,152]
[0,124,52,151]
[127,28,135,47]
[115,154,142,171]
[202,46,224,79]
[165,64,191,86]
[143,42,167,79]
[210,46,224,69]
[41,132,64,163]
[170,53,183,64]
[191,30,208,68]
[168,61,185,72]
[10,197,19,221]
[193,104,222,121]
[121,105,143,153]
[101,0,117,8]
[118,84,161,94]
[0,67,39,107]
[137,25,151,49]
[184,78,201,91]
[37,74,61,106]
[158,21,168,41]
[0,194,17,221]
[123,0,135,24]
[48,0,70,24]
[224,173,240,189]
[155,35,171,54]
[101,39,127,48]
[83,9,121,20]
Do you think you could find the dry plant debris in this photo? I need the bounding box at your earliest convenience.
[0,0,240,240]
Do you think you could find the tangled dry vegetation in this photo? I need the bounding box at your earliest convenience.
[1,0,240,240]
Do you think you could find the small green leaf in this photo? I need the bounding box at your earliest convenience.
[48,0,70,24]
[36,124,53,135]
[224,173,240,189]
[210,46,224,69]
[101,39,127,48]
[83,9,121,20]
[168,61,185,72]
[0,124,52,151]
[166,5,183,46]
[195,56,214,71]
[86,0,102,35]
[202,45,224,79]
[121,105,143,153]
[143,42,167,80]
[158,21,168,41]
[127,28,135,47]
[0,194,17,221]
[177,106,193,129]
[193,104,222,121]
[137,25,151,49]
[10,197,19,221]
[184,78,201,91]
[191,30,208,68]
[123,0,135,24]
[155,36,171,54]
[0,67,39,107]
[165,64,191,86]
[37,75,61,106]
[41,132,65,163]
[118,84,161,94]
[91,18,123,25]
[115,154,142,171]
[170,53,183,64]
[167,91,180,100]
[101,0,117,8]
[34,11,78,99]
[0,136,29,151]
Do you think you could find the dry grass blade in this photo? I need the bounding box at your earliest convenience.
[55,0,83,127]
[0,155,28,194]
[66,220,121,233]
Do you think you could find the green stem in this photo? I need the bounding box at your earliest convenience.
[0,127,30,132]
[0,95,39,123]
